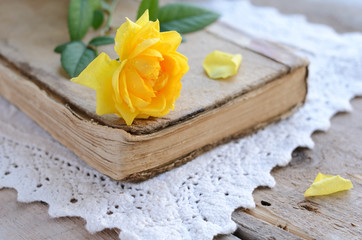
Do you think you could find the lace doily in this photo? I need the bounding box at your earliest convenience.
[1,1,362,239]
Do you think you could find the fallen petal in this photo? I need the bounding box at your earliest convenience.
[304,172,353,197]
[203,50,242,79]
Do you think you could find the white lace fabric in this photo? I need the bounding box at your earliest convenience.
[1,1,362,239]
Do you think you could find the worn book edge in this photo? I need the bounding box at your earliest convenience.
[0,55,307,180]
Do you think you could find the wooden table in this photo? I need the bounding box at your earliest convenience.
[1,0,361,239]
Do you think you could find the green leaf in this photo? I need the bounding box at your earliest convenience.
[158,3,220,34]
[68,0,94,41]
[54,42,71,53]
[137,0,159,21]
[89,36,114,46]
[61,41,96,78]
[92,9,104,29]
[88,0,101,10]
[55,41,84,53]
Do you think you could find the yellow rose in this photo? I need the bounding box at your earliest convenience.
[71,11,189,125]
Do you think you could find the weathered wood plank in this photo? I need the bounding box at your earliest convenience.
[248,97,362,240]
[234,1,362,239]
[214,234,241,240]
[0,188,119,240]
[236,207,314,239]
[232,210,305,240]
[1,0,361,239]
[2,97,360,239]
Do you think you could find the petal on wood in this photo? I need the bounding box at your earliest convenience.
[304,173,353,197]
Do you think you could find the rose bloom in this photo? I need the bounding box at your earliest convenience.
[71,11,189,125]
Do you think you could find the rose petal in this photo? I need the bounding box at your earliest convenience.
[137,95,166,116]
[134,56,161,81]
[162,75,182,105]
[73,10,188,126]
[304,173,353,197]
[114,18,141,60]
[153,72,168,91]
[112,62,135,112]
[129,38,160,59]
[71,53,120,115]
[126,68,155,99]
[161,53,188,77]
[114,102,138,126]
[203,50,242,79]
[135,10,150,27]
[129,93,150,108]
[133,20,160,40]
[96,87,117,115]
[71,52,119,90]
[140,49,163,59]
[157,31,182,53]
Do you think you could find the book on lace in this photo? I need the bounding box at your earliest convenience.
[0,0,308,181]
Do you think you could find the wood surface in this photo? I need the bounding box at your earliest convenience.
[0,98,362,240]
[1,97,361,240]
[0,0,308,180]
[0,0,361,239]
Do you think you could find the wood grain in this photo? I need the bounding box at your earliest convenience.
[0,188,120,240]
[248,98,362,239]
[232,210,305,240]
[1,97,360,240]
[1,0,361,239]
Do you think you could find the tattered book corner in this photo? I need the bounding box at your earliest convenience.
[0,0,308,181]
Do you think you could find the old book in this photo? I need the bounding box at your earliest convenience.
[0,0,308,181]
